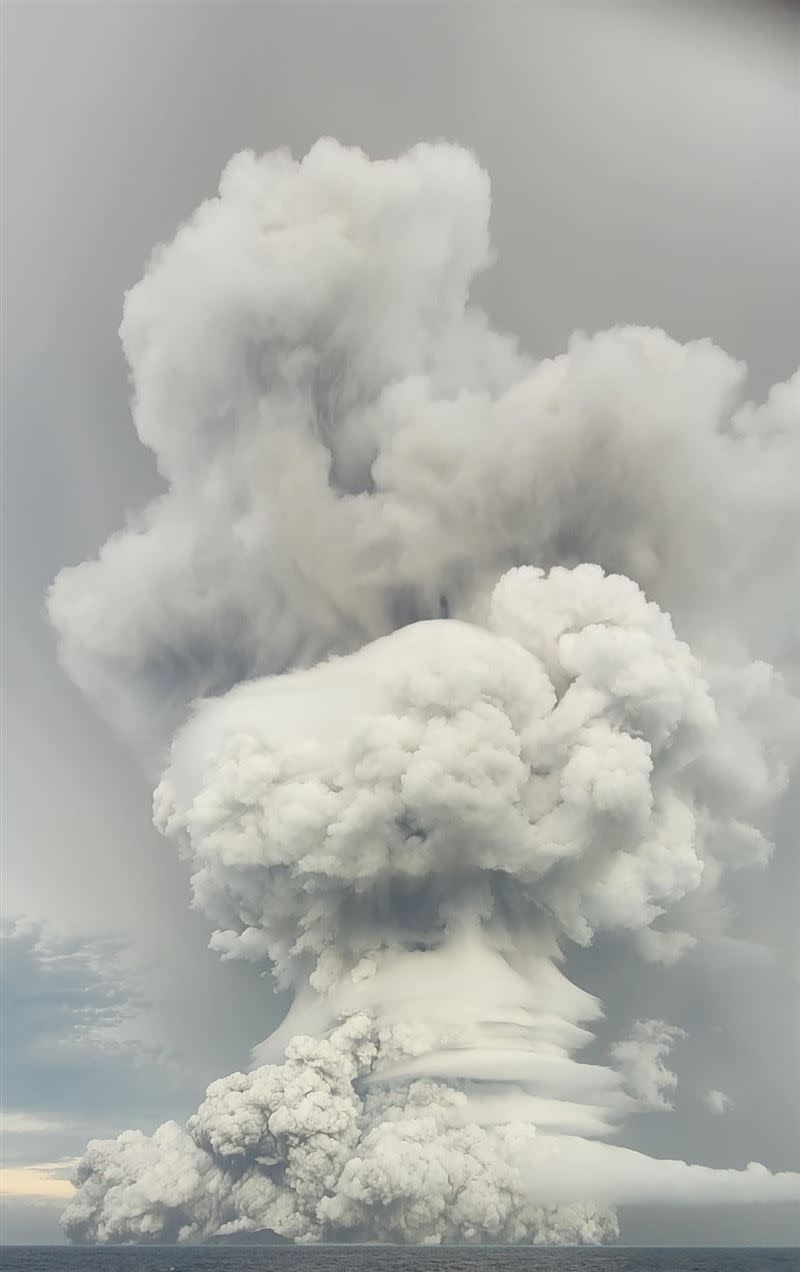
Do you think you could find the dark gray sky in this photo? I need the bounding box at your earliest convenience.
[2,0,798,1245]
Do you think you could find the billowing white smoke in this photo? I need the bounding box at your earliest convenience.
[50,140,799,1245]
[64,1015,619,1246]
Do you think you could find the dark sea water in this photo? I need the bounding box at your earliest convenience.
[2,1249,798,1272]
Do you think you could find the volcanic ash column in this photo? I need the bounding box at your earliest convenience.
[50,140,800,1245]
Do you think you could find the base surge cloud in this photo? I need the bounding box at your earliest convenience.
[49,140,800,1245]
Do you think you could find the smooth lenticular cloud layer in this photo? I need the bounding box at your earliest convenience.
[49,139,800,1245]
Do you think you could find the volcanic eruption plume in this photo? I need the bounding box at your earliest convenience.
[49,140,800,1245]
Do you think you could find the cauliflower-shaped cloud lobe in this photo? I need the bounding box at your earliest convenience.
[62,1015,620,1245]
[62,1014,799,1246]
[153,564,776,991]
[49,138,800,1246]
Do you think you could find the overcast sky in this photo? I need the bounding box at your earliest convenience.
[2,0,799,1246]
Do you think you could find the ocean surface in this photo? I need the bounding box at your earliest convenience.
[2,1249,798,1272]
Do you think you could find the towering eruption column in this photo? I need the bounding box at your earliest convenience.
[50,140,800,1245]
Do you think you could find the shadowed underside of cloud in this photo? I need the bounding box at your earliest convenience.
[48,139,799,1245]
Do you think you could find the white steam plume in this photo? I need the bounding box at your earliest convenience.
[49,140,799,1246]
[610,1020,685,1112]
[706,1089,734,1116]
